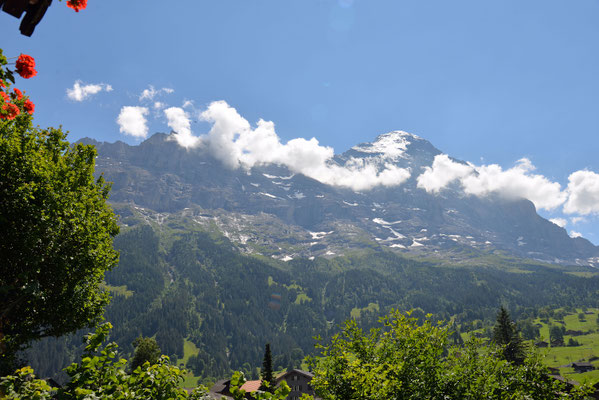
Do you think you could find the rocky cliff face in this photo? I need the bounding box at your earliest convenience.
[84,131,599,267]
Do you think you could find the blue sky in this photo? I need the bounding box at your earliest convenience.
[1,0,598,243]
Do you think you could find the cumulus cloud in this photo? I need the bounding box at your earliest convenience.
[563,170,599,215]
[570,216,585,225]
[66,80,113,101]
[116,106,149,138]
[417,154,473,193]
[461,159,566,211]
[139,85,174,101]
[570,231,583,238]
[167,100,410,191]
[417,156,566,211]
[549,218,567,228]
[164,107,199,148]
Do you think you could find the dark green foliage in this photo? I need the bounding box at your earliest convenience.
[550,324,566,346]
[518,318,541,340]
[568,337,581,347]
[492,307,525,365]
[130,336,162,372]
[260,343,275,392]
[23,225,599,380]
[0,97,119,372]
[0,323,212,399]
[309,310,591,399]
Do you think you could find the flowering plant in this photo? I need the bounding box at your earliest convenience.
[0,49,36,121]
[14,54,37,79]
[66,0,88,12]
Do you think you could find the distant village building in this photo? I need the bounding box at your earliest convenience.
[209,369,318,400]
[534,340,548,348]
[571,362,595,373]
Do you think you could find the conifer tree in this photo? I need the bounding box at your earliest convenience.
[260,343,276,393]
[492,306,525,365]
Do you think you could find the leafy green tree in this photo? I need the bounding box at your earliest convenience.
[309,309,590,399]
[492,306,525,365]
[549,324,565,346]
[442,338,590,399]
[0,53,119,372]
[260,343,276,393]
[0,323,213,399]
[309,310,449,399]
[130,336,162,372]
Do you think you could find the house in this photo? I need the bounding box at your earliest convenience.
[209,379,233,399]
[276,369,318,400]
[534,341,549,348]
[209,369,319,400]
[571,362,595,373]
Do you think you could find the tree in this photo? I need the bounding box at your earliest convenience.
[492,306,525,365]
[130,336,162,372]
[0,50,119,372]
[549,324,565,346]
[260,343,276,393]
[309,310,449,399]
[308,309,591,399]
[0,323,213,399]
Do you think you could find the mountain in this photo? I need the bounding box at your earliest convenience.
[83,131,599,267]
[26,131,599,381]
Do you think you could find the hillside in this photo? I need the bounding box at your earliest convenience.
[25,221,599,382]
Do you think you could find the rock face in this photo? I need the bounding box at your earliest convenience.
[86,131,599,267]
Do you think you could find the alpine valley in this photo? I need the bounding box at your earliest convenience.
[26,131,599,383]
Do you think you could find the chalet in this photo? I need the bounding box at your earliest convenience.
[276,369,318,400]
[571,362,595,373]
[209,369,319,400]
[209,379,233,399]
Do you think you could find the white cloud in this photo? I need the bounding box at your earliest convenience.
[549,218,567,228]
[168,100,410,191]
[570,231,583,238]
[182,100,194,108]
[116,106,149,138]
[570,216,585,225]
[417,154,473,193]
[164,107,199,148]
[154,102,165,110]
[139,85,174,101]
[66,80,113,101]
[563,170,599,215]
[416,156,566,211]
[461,159,566,211]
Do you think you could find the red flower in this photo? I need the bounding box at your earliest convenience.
[15,54,37,79]
[24,99,35,114]
[66,0,87,12]
[0,91,8,103]
[1,103,20,120]
[0,80,5,88]
[13,88,23,100]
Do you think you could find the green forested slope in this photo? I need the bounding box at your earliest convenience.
[24,224,599,382]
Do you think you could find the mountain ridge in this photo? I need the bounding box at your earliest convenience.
[81,131,599,267]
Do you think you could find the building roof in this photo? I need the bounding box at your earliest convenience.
[240,380,262,392]
[572,362,593,367]
[210,379,231,394]
[277,369,314,381]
